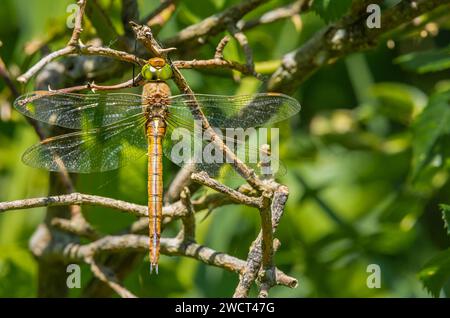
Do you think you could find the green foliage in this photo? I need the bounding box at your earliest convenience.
[312,0,353,23]
[419,205,450,297]
[370,83,427,124]
[419,248,450,297]
[441,204,450,236]
[411,90,450,180]
[395,46,450,74]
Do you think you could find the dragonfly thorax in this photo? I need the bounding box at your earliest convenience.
[143,82,170,121]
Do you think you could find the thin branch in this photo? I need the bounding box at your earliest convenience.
[140,0,179,26]
[215,36,229,59]
[234,185,291,298]
[0,192,159,218]
[259,192,275,270]
[68,0,88,46]
[17,45,145,83]
[173,36,263,80]
[0,191,240,221]
[47,74,143,94]
[0,55,19,97]
[165,163,198,202]
[48,234,297,289]
[191,172,263,209]
[86,257,137,298]
[238,0,309,31]
[0,54,47,140]
[130,192,237,234]
[227,23,255,74]
[178,187,196,242]
[51,216,100,240]
[164,0,270,48]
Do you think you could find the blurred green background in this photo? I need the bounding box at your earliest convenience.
[1,0,450,297]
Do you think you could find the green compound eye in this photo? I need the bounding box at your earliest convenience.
[157,64,173,80]
[141,64,155,80]
[141,63,172,81]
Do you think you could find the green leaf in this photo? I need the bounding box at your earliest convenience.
[440,204,450,236]
[411,90,450,179]
[312,0,353,23]
[209,0,226,10]
[85,0,120,46]
[395,47,450,74]
[419,248,450,297]
[370,83,427,124]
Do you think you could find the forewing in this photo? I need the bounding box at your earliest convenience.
[14,91,145,129]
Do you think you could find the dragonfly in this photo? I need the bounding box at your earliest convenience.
[14,57,301,273]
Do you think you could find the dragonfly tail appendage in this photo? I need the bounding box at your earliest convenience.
[150,262,159,275]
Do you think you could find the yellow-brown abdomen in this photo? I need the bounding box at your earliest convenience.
[147,118,166,274]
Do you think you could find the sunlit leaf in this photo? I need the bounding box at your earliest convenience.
[440,204,450,236]
[394,47,450,74]
[411,90,450,179]
[371,83,427,124]
[419,248,450,297]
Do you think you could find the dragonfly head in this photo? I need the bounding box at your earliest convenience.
[141,57,173,82]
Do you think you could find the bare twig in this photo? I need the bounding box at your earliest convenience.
[45,74,143,94]
[0,56,19,97]
[259,191,274,270]
[18,44,145,83]
[0,55,46,140]
[164,0,269,48]
[86,257,137,298]
[238,0,309,31]
[42,233,297,288]
[234,185,291,298]
[140,0,179,26]
[51,216,100,240]
[130,192,237,234]
[191,172,263,209]
[0,192,185,218]
[173,36,263,79]
[68,0,88,46]
[0,191,242,223]
[227,23,255,74]
[178,187,196,242]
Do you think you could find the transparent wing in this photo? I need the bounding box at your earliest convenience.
[162,93,297,179]
[22,114,148,173]
[163,119,286,180]
[14,91,145,129]
[168,93,301,129]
